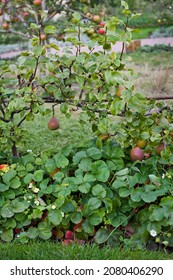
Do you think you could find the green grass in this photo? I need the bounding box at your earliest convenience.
[131,27,157,40]
[0,241,173,260]
[18,105,93,156]
[124,49,173,67]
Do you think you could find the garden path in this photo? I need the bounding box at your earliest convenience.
[0,36,173,59]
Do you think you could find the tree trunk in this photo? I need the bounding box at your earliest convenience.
[12,141,19,157]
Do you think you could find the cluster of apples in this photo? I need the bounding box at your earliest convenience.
[130,139,166,162]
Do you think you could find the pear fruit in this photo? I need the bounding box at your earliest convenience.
[48,117,60,130]
[130,146,144,162]
[155,142,165,156]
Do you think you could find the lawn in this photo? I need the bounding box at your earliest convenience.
[124,49,173,99]
[1,241,173,260]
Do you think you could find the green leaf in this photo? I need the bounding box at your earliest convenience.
[30,208,43,219]
[38,225,52,240]
[21,154,35,166]
[91,160,110,182]
[49,43,59,50]
[48,209,63,226]
[33,170,44,182]
[23,173,33,184]
[1,228,13,242]
[2,170,17,184]
[60,103,68,114]
[119,187,130,197]
[73,151,87,165]
[141,192,157,203]
[110,99,124,115]
[108,212,127,227]
[61,200,76,212]
[79,182,91,193]
[92,184,106,199]
[95,228,109,244]
[103,198,113,213]
[44,25,56,34]
[149,206,165,222]
[12,199,29,213]
[112,179,127,190]
[54,154,69,168]
[1,204,14,218]
[116,168,129,176]
[55,196,65,208]
[0,183,9,192]
[10,176,21,189]
[89,209,105,226]
[30,23,40,29]
[4,189,15,199]
[131,188,143,202]
[88,197,102,210]
[71,212,83,224]
[27,227,39,239]
[72,12,81,21]
[87,147,102,160]
[82,219,95,235]
[76,76,85,88]
[33,45,44,56]
[78,157,92,172]
[2,218,16,229]
[45,159,56,173]
[121,0,129,9]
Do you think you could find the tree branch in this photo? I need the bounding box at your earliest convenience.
[0,29,31,39]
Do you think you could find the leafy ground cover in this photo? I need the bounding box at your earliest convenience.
[1,241,173,260]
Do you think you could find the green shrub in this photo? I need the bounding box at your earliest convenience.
[139,44,173,53]
[150,26,173,38]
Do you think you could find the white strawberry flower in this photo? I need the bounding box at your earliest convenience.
[28,182,34,189]
[51,204,56,209]
[34,199,40,206]
[33,187,39,193]
[150,229,157,237]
